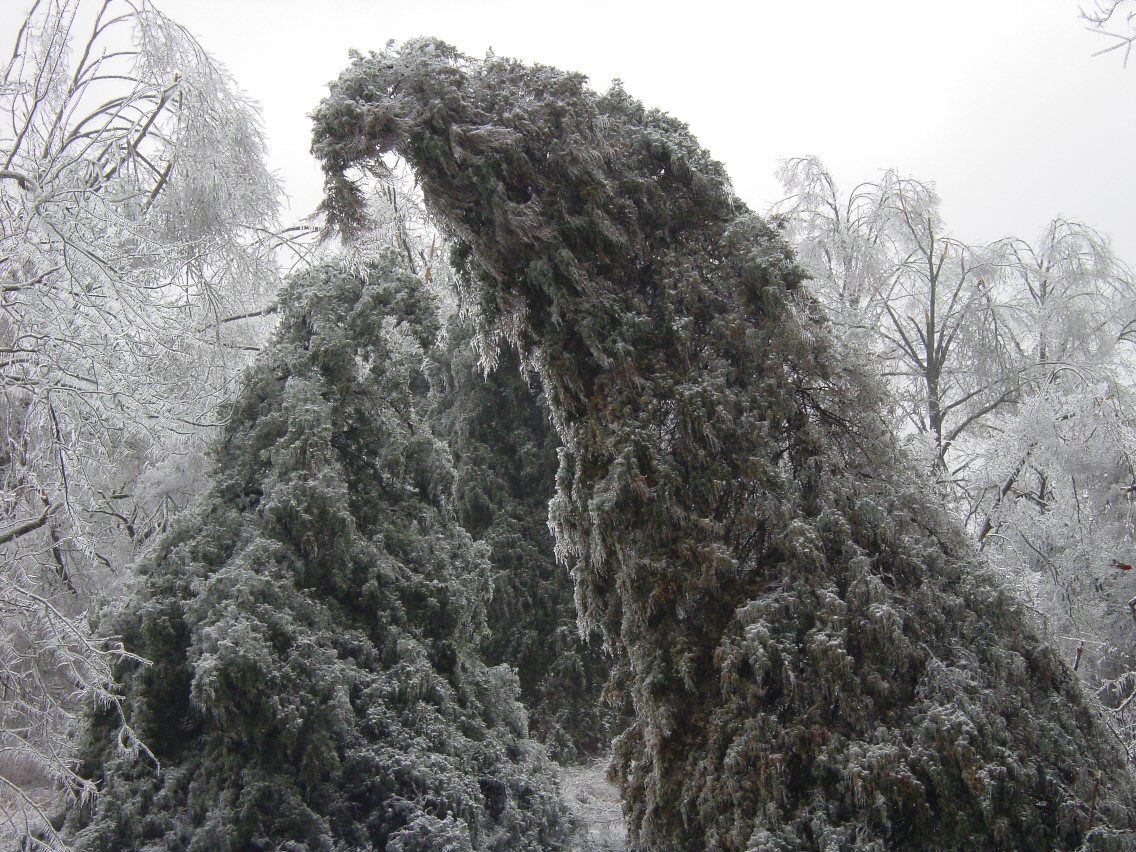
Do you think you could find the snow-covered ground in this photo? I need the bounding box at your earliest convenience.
[559,758,626,851]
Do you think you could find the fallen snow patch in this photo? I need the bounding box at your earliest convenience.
[559,758,626,851]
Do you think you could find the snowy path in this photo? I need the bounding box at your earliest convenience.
[559,758,626,851]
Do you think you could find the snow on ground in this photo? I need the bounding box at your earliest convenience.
[559,757,627,851]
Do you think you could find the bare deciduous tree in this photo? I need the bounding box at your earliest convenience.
[0,1,302,843]
[1082,0,1136,64]
[774,157,1019,475]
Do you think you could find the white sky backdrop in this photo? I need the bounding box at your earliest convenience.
[5,1,1135,262]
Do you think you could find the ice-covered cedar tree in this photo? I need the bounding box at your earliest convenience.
[61,257,568,851]
[312,39,1136,850]
[430,321,616,763]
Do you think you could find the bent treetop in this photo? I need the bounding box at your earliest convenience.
[313,38,1136,850]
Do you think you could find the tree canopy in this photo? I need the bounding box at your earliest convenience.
[313,39,1136,849]
[63,258,568,850]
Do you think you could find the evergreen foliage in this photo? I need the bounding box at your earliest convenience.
[313,40,1136,849]
[63,258,568,851]
[430,324,616,763]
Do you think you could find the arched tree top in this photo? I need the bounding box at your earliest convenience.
[313,40,1136,850]
[312,38,780,414]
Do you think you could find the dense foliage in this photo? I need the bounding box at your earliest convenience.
[431,325,615,762]
[313,39,1136,849]
[62,259,568,850]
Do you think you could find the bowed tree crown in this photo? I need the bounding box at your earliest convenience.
[312,39,1136,850]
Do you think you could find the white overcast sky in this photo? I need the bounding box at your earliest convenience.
[6,1,1136,262]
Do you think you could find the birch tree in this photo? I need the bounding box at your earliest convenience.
[972,220,1136,743]
[976,218,1135,546]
